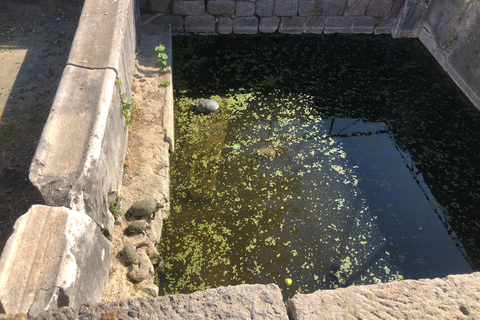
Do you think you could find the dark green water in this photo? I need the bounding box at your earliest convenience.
[158,34,480,299]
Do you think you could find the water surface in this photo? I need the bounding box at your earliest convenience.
[158,34,479,299]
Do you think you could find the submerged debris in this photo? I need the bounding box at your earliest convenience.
[256,147,276,158]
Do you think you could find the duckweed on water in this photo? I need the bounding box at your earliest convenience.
[158,34,480,300]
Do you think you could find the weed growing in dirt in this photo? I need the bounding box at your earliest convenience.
[115,79,136,128]
[109,194,123,222]
[159,80,171,87]
[154,44,168,74]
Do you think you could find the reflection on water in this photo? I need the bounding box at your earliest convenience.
[159,34,479,299]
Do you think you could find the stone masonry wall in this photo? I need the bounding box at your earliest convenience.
[417,0,480,110]
[144,0,406,35]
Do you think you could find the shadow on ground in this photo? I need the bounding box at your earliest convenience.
[0,0,84,254]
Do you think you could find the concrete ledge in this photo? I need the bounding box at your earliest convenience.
[35,284,288,319]
[29,66,126,232]
[29,0,138,232]
[0,205,112,317]
[287,272,480,319]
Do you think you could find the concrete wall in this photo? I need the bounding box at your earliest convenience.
[0,0,139,316]
[417,0,480,109]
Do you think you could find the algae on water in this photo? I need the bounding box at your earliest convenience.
[158,34,480,300]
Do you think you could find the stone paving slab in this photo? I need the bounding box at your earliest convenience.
[287,272,480,319]
[34,284,288,320]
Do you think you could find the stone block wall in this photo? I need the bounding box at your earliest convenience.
[146,0,405,35]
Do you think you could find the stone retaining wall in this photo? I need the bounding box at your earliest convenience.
[146,0,406,35]
[417,0,480,110]
[0,0,139,316]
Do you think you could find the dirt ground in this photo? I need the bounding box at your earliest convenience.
[0,0,84,254]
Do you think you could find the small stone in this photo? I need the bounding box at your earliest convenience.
[121,245,137,264]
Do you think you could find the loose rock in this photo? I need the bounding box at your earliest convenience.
[127,248,154,282]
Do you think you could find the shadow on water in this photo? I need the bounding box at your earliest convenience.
[159,34,480,299]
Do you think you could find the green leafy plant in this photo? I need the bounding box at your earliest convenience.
[115,79,136,128]
[159,80,171,87]
[155,44,168,74]
[109,194,123,222]
[447,35,458,49]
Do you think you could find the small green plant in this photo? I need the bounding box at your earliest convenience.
[155,44,168,74]
[159,80,171,87]
[115,79,136,128]
[109,194,123,222]
[447,35,458,49]
[313,7,323,18]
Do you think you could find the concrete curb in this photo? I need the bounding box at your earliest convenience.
[35,284,288,320]
[287,272,480,319]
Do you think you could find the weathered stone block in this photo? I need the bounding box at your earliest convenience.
[67,0,137,103]
[305,16,326,33]
[156,14,185,32]
[256,0,275,16]
[173,1,205,15]
[185,14,216,33]
[366,0,393,17]
[0,205,112,317]
[207,0,235,16]
[218,16,233,33]
[259,16,280,33]
[374,15,393,34]
[344,0,370,15]
[30,0,136,233]
[274,0,299,16]
[279,17,305,34]
[30,65,126,233]
[151,0,172,12]
[319,0,347,16]
[298,0,321,17]
[36,284,288,319]
[233,16,259,34]
[352,15,376,33]
[324,16,354,33]
[287,272,480,320]
[236,1,256,16]
[391,0,426,38]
